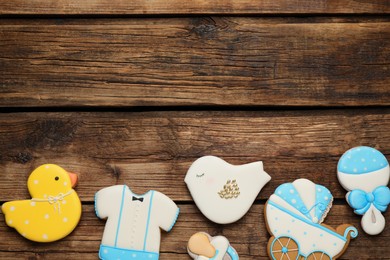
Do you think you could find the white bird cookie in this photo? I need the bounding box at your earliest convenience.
[185,156,271,224]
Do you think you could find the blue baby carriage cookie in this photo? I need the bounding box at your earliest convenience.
[265,179,357,260]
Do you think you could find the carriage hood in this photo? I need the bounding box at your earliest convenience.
[273,178,333,224]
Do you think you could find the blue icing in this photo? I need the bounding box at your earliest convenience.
[314,184,332,223]
[275,182,333,223]
[99,245,159,260]
[210,250,220,260]
[227,246,239,260]
[338,146,388,174]
[275,183,311,221]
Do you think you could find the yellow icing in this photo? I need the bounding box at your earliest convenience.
[1,164,82,242]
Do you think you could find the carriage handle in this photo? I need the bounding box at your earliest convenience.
[343,226,358,239]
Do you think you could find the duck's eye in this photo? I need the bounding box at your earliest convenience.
[55,176,59,181]
[196,173,205,178]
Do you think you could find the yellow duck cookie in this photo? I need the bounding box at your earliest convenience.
[2,164,82,242]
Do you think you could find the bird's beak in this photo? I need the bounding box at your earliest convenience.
[67,172,78,187]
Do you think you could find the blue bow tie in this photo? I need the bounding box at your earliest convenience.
[348,186,390,215]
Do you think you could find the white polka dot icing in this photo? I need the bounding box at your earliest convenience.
[266,178,358,259]
[274,180,333,224]
[0,164,82,243]
[337,147,390,235]
[338,146,388,175]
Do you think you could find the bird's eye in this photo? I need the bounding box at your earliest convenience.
[196,173,205,178]
[55,176,59,181]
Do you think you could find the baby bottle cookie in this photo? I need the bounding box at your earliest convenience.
[95,185,179,260]
[187,232,239,260]
[337,146,390,235]
[265,178,357,260]
[185,156,271,224]
[2,164,82,242]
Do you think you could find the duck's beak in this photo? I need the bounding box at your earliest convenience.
[67,172,78,187]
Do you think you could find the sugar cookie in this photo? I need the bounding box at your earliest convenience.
[187,232,239,260]
[1,164,82,242]
[95,185,179,260]
[265,178,357,260]
[337,146,390,235]
[185,156,271,224]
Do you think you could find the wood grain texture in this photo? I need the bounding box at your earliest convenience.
[0,0,389,15]
[1,1,389,258]
[0,204,388,259]
[1,18,390,108]
[0,110,388,201]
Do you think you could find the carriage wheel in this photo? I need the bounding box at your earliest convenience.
[269,236,300,260]
[306,251,331,260]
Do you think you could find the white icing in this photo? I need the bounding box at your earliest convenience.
[292,179,316,220]
[267,179,356,258]
[188,233,237,260]
[338,148,389,235]
[266,203,346,257]
[338,166,390,192]
[209,236,229,260]
[269,194,306,219]
[95,185,179,254]
[273,179,332,224]
[361,205,386,235]
[184,156,271,224]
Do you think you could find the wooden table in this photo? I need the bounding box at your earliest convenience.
[0,1,389,259]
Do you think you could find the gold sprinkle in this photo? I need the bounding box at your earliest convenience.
[217,179,240,199]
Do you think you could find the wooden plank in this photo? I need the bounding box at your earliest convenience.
[0,110,388,201]
[0,204,388,259]
[1,18,389,108]
[0,0,389,15]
